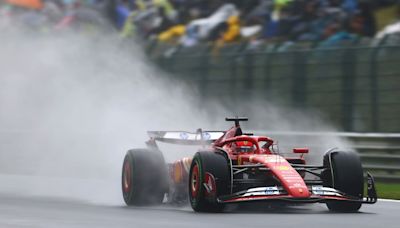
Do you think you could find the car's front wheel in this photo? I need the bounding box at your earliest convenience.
[189,151,230,212]
[322,150,364,212]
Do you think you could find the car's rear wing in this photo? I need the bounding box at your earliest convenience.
[147,130,225,145]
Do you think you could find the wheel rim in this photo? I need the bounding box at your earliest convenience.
[123,160,132,193]
[191,163,200,198]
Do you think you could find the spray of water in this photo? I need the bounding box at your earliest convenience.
[0,26,351,205]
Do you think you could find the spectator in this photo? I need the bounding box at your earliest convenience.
[358,1,376,37]
[2,0,398,48]
[375,3,400,39]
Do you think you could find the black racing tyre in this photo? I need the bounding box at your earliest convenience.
[122,149,168,206]
[188,152,230,212]
[322,150,364,212]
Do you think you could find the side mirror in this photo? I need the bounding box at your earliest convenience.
[293,148,309,154]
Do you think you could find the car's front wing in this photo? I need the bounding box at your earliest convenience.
[217,173,377,204]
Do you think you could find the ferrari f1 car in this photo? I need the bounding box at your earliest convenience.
[121,117,377,212]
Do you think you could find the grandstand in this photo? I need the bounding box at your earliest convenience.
[1,0,400,132]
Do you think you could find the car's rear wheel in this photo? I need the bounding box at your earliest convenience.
[122,149,168,206]
[322,150,363,212]
[189,152,230,212]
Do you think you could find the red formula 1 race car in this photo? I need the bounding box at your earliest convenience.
[121,117,377,212]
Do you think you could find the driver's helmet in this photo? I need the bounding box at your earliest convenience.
[234,141,255,153]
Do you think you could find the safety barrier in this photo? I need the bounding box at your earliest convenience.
[149,35,400,133]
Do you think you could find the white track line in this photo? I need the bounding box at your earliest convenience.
[379,198,400,203]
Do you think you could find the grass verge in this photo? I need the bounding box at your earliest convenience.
[375,182,400,200]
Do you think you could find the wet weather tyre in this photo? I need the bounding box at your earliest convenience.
[189,152,230,212]
[122,149,168,206]
[323,150,363,212]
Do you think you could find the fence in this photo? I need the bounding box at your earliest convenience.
[147,35,400,133]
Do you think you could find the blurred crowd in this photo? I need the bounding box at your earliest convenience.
[0,0,110,33]
[112,0,400,48]
[2,0,400,47]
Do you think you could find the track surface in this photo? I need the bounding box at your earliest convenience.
[0,193,398,228]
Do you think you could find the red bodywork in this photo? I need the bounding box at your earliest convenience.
[212,125,310,201]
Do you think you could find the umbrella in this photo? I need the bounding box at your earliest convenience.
[6,0,43,10]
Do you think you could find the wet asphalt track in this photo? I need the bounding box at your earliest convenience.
[0,194,398,228]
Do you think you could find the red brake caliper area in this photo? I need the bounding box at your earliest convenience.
[123,160,132,193]
[191,164,200,198]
